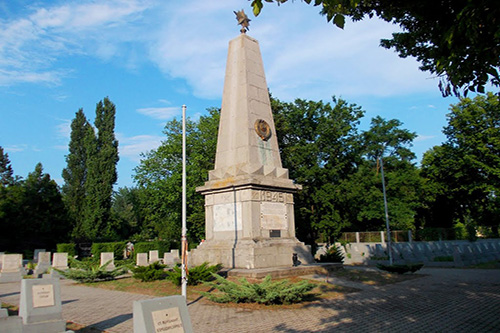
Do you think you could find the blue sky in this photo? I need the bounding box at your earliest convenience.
[1,0,460,188]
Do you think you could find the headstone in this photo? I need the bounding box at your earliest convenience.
[34,252,51,277]
[100,252,115,270]
[149,250,159,264]
[190,23,314,269]
[137,253,148,267]
[133,295,193,333]
[0,254,23,283]
[33,249,45,263]
[0,308,23,333]
[52,253,68,270]
[163,250,181,266]
[18,278,66,333]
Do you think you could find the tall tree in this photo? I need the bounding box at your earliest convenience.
[251,0,500,97]
[272,96,364,244]
[82,98,119,241]
[0,147,15,187]
[421,93,500,235]
[62,109,90,240]
[134,108,219,243]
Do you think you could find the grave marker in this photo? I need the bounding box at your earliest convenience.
[137,253,148,267]
[133,295,193,333]
[149,250,159,264]
[100,252,115,270]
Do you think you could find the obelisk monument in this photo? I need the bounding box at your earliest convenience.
[190,11,314,269]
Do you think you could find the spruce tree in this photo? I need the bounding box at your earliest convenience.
[62,109,90,241]
[0,146,15,187]
[82,97,119,241]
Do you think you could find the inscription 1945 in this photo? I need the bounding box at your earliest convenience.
[253,190,285,203]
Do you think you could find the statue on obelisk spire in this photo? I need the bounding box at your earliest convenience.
[234,9,251,34]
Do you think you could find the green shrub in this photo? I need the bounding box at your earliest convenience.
[201,274,315,305]
[134,240,172,258]
[55,259,128,283]
[91,242,127,260]
[166,262,221,286]
[56,243,77,257]
[132,262,167,282]
[317,245,344,263]
[376,263,423,274]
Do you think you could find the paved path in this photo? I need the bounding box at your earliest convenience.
[1,268,499,332]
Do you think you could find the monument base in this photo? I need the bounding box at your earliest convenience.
[189,238,314,269]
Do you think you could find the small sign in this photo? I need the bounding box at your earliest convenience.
[32,284,55,308]
[152,307,184,333]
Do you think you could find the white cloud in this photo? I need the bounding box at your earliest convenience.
[415,134,436,142]
[4,144,28,153]
[118,134,163,162]
[137,107,180,120]
[55,118,72,138]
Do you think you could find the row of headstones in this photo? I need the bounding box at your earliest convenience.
[1,277,194,333]
[338,239,500,267]
[0,252,69,283]
[99,250,181,270]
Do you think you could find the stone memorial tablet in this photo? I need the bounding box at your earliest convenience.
[213,202,242,231]
[260,202,287,230]
[133,295,193,333]
[100,252,115,269]
[149,250,159,264]
[52,253,68,268]
[2,254,21,272]
[137,253,148,266]
[152,307,184,333]
[38,252,51,264]
[32,284,55,308]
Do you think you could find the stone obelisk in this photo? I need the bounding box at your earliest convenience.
[190,11,314,269]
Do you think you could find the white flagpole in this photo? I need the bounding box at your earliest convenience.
[181,104,188,298]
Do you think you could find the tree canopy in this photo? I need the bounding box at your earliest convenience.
[251,0,500,97]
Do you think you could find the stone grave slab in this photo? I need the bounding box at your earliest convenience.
[34,252,51,277]
[163,250,181,266]
[137,253,148,267]
[19,278,66,333]
[100,252,115,270]
[133,295,193,333]
[0,254,23,283]
[149,250,159,264]
[33,249,45,263]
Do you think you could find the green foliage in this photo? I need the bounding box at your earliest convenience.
[166,262,221,286]
[0,147,15,187]
[317,245,344,263]
[134,241,173,258]
[201,274,316,305]
[432,256,453,262]
[91,242,126,260]
[251,0,500,97]
[134,108,219,243]
[56,259,127,283]
[57,243,77,257]
[132,262,167,282]
[376,263,423,274]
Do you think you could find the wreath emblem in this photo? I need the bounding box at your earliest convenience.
[254,119,271,141]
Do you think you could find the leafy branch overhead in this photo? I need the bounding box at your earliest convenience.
[251,0,500,97]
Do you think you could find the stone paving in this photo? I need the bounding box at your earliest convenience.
[1,267,499,332]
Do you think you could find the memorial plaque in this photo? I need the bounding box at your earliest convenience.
[260,202,287,230]
[32,284,55,308]
[213,202,242,231]
[152,307,184,333]
[2,254,21,272]
[100,252,114,267]
[149,250,159,263]
[52,253,68,268]
[38,251,51,264]
[137,253,148,266]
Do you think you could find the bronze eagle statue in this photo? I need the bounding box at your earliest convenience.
[234,9,250,34]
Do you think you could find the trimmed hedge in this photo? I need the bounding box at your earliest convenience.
[56,243,77,257]
[134,240,172,258]
[91,242,127,260]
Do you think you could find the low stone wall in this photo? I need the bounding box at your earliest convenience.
[334,239,500,267]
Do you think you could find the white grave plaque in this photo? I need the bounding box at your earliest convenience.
[149,250,159,263]
[152,307,184,333]
[100,252,114,267]
[38,252,51,264]
[260,202,287,230]
[2,254,21,272]
[137,253,148,266]
[52,253,68,268]
[32,284,55,308]
[213,202,242,232]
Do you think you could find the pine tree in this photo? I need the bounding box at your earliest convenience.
[82,98,119,241]
[0,146,15,187]
[62,109,90,241]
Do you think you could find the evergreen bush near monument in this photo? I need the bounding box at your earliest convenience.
[201,274,316,305]
[166,262,221,286]
[376,263,423,275]
[317,245,344,263]
[56,243,77,257]
[55,259,128,283]
[132,262,167,282]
